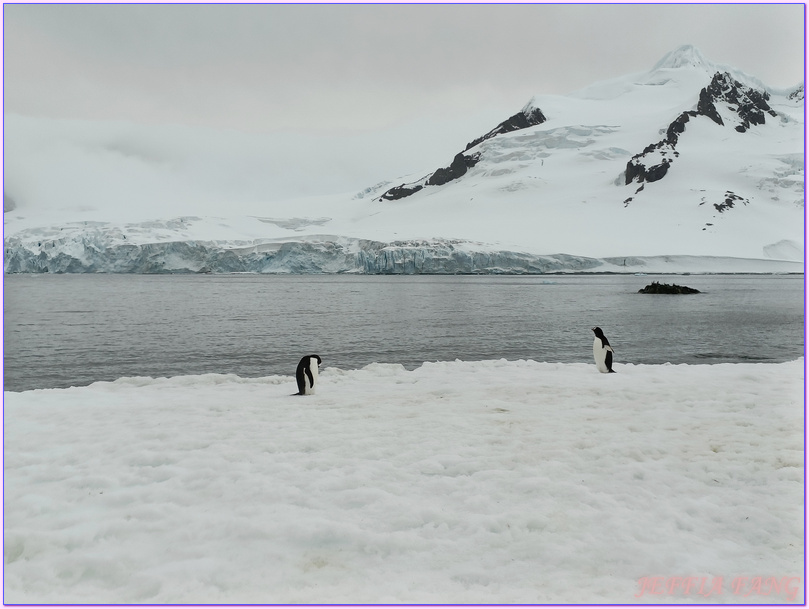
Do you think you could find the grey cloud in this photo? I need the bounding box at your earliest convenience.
[3,3,804,134]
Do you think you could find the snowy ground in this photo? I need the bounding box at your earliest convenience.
[3,359,805,604]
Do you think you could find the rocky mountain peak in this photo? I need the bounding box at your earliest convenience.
[624,70,780,202]
[464,103,547,152]
[379,99,546,201]
[697,71,777,132]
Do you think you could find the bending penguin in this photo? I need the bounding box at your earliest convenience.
[591,327,616,373]
[295,354,322,395]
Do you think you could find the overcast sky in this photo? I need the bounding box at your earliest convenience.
[2,3,805,208]
[4,3,805,136]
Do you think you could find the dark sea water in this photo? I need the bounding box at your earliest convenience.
[3,273,805,392]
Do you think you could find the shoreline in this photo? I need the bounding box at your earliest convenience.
[5,357,804,395]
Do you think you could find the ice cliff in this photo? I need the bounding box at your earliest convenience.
[4,227,801,275]
[2,227,607,274]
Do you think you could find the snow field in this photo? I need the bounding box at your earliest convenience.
[4,48,803,272]
[3,358,805,603]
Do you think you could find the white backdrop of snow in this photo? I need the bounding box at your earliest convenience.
[4,359,804,604]
[2,46,804,274]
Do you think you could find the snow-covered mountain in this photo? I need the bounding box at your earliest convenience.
[4,45,804,274]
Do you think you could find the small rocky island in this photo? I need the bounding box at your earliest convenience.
[638,281,701,294]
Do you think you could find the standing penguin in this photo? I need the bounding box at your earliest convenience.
[591,327,616,373]
[295,354,322,395]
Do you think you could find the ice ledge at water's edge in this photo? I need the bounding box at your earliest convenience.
[3,234,802,275]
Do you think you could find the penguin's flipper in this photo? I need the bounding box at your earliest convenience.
[306,368,314,389]
[606,350,615,373]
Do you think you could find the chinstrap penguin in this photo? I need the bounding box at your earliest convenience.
[295,354,322,395]
[591,327,616,373]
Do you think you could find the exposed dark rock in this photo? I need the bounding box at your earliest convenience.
[697,86,724,126]
[465,107,547,151]
[426,153,480,187]
[379,104,544,201]
[697,72,777,132]
[714,191,748,213]
[638,281,700,294]
[646,160,671,181]
[627,157,671,184]
[624,161,642,185]
[788,84,804,102]
[624,72,777,189]
[665,111,697,145]
[624,160,644,185]
[381,184,424,201]
[625,141,675,185]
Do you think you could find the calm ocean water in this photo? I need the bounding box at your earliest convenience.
[3,273,805,392]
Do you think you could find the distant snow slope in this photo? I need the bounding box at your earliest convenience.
[4,45,804,274]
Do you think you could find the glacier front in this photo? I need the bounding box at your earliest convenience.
[4,225,801,275]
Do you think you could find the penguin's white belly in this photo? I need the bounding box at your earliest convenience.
[304,357,319,395]
[593,337,610,373]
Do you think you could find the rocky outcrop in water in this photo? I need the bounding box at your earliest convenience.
[638,281,700,294]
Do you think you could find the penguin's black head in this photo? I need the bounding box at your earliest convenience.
[592,327,604,338]
[310,354,322,366]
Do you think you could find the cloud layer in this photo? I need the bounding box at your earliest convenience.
[4,4,804,134]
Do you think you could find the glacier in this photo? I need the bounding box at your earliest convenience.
[3,45,804,275]
[4,226,801,275]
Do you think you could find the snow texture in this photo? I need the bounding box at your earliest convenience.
[4,359,804,604]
